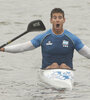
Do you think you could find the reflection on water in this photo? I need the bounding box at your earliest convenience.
[0,0,90,100]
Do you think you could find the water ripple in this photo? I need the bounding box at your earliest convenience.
[0,21,11,25]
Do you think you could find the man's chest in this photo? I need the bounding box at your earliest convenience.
[41,36,74,55]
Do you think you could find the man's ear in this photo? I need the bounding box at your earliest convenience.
[63,18,66,23]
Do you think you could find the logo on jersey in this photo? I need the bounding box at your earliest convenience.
[62,40,69,47]
[46,41,53,45]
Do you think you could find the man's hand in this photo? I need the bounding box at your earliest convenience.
[0,48,5,52]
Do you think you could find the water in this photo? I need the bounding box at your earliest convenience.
[0,0,90,100]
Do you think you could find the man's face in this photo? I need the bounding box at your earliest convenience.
[50,13,65,33]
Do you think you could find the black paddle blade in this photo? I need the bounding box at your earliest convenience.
[27,20,46,32]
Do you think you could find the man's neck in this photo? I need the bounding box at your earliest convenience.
[52,29,64,35]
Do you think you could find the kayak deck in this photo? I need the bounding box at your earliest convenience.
[39,69,74,90]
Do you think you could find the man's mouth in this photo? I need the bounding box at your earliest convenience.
[56,24,60,28]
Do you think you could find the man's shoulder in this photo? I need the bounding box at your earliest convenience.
[31,29,52,42]
[64,30,84,50]
[37,29,52,39]
[42,29,52,35]
[64,30,80,41]
[31,29,52,47]
[64,30,76,36]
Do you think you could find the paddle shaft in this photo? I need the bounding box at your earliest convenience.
[0,31,28,49]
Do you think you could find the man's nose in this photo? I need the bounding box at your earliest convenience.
[56,17,60,22]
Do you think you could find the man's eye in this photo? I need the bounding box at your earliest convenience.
[58,16,63,19]
[53,16,57,19]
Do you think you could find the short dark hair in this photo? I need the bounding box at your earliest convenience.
[50,8,65,18]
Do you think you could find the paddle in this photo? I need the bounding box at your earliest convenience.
[0,20,46,49]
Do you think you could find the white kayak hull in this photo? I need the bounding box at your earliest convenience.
[39,69,74,90]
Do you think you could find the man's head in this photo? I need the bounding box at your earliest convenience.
[50,8,65,18]
[50,8,65,34]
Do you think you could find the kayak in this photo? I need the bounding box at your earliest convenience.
[39,69,74,90]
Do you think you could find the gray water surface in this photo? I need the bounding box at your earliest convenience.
[0,0,90,100]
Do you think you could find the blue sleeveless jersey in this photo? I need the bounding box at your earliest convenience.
[31,29,84,69]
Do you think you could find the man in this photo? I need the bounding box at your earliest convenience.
[0,8,90,70]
